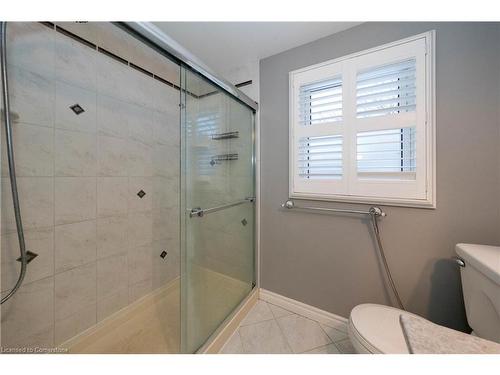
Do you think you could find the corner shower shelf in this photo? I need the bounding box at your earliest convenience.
[210,153,239,165]
[211,131,239,140]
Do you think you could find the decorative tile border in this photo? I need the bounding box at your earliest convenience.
[39,21,198,98]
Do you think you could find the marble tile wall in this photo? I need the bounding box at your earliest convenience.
[0,22,180,349]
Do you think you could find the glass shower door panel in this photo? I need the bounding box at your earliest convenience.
[184,75,254,210]
[181,68,255,353]
[184,203,254,352]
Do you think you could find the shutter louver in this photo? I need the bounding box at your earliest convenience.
[299,76,342,126]
[298,135,343,180]
[357,127,416,179]
[356,59,416,118]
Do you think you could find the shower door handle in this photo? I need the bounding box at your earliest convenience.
[189,197,255,218]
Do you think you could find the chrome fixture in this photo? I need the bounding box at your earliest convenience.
[281,199,386,217]
[116,22,258,112]
[211,131,239,140]
[281,199,405,311]
[189,197,255,218]
[453,256,466,267]
[210,153,238,165]
[1,22,29,305]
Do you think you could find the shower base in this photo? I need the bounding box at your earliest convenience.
[58,266,250,354]
[61,278,181,354]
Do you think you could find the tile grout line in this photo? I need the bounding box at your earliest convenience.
[234,299,349,354]
[94,51,98,327]
[320,323,348,354]
[239,316,275,328]
[269,304,295,354]
[51,25,57,347]
[235,328,248,354]
[126,93,131,305]
[8,55,179,118]
[307,323,339,354]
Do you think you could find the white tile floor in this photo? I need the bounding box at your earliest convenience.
[219,299,356,354]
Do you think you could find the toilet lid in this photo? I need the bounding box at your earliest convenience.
[349,304,419,354]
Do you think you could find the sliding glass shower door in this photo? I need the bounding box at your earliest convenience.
[180,67,256,353]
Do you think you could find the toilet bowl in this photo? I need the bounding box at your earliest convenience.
[348,243,500,353]
[348,304,418,353]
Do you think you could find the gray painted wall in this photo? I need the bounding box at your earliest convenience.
[259,22,500,331]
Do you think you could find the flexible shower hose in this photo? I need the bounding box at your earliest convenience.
[1,21,28,305]
[369,208,405,311]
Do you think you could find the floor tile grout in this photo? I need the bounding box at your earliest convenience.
[300,343,339,354]
[227,299,350,354]
[273,314,296,354]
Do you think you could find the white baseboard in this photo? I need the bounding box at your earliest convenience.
[259,288,348,328]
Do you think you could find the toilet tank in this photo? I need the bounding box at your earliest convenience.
[455,244,500,343]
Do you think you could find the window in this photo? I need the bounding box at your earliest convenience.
[289,31,435,207]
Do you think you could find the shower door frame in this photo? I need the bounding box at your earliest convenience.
[117,22,259,353]
[115,22,258,112]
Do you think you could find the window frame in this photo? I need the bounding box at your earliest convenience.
[288,31,436,208]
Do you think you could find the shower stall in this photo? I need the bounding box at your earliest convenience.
[0,22,256,353]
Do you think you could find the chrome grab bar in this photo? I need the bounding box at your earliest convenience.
[281,199,405,309]
[281,199,386,217]
[189,197,255,218]
[453,256,466,267]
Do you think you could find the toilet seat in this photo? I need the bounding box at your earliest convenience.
[348,304,420,354]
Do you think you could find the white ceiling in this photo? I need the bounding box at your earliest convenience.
[154,22,361,75]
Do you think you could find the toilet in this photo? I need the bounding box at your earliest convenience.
[348,243,500,354]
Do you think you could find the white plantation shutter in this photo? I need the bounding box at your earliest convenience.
[356,59,416,118]
[289,32,435,207]
[291,62,348,196]
[298,135,343,180]
[299,77,343,125]
[356,128,416,176]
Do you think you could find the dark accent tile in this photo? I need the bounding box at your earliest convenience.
[40,22,55,29]
[43,22,181,94]
[130,63,154,78]
[137,190,146,199]
[97,47,128,65]
[160,250,167,259]
[235,80,252,88]
[70,104,85,115]
[153,74,174,87]
[55,25,97,50]
[16,251,38,264]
